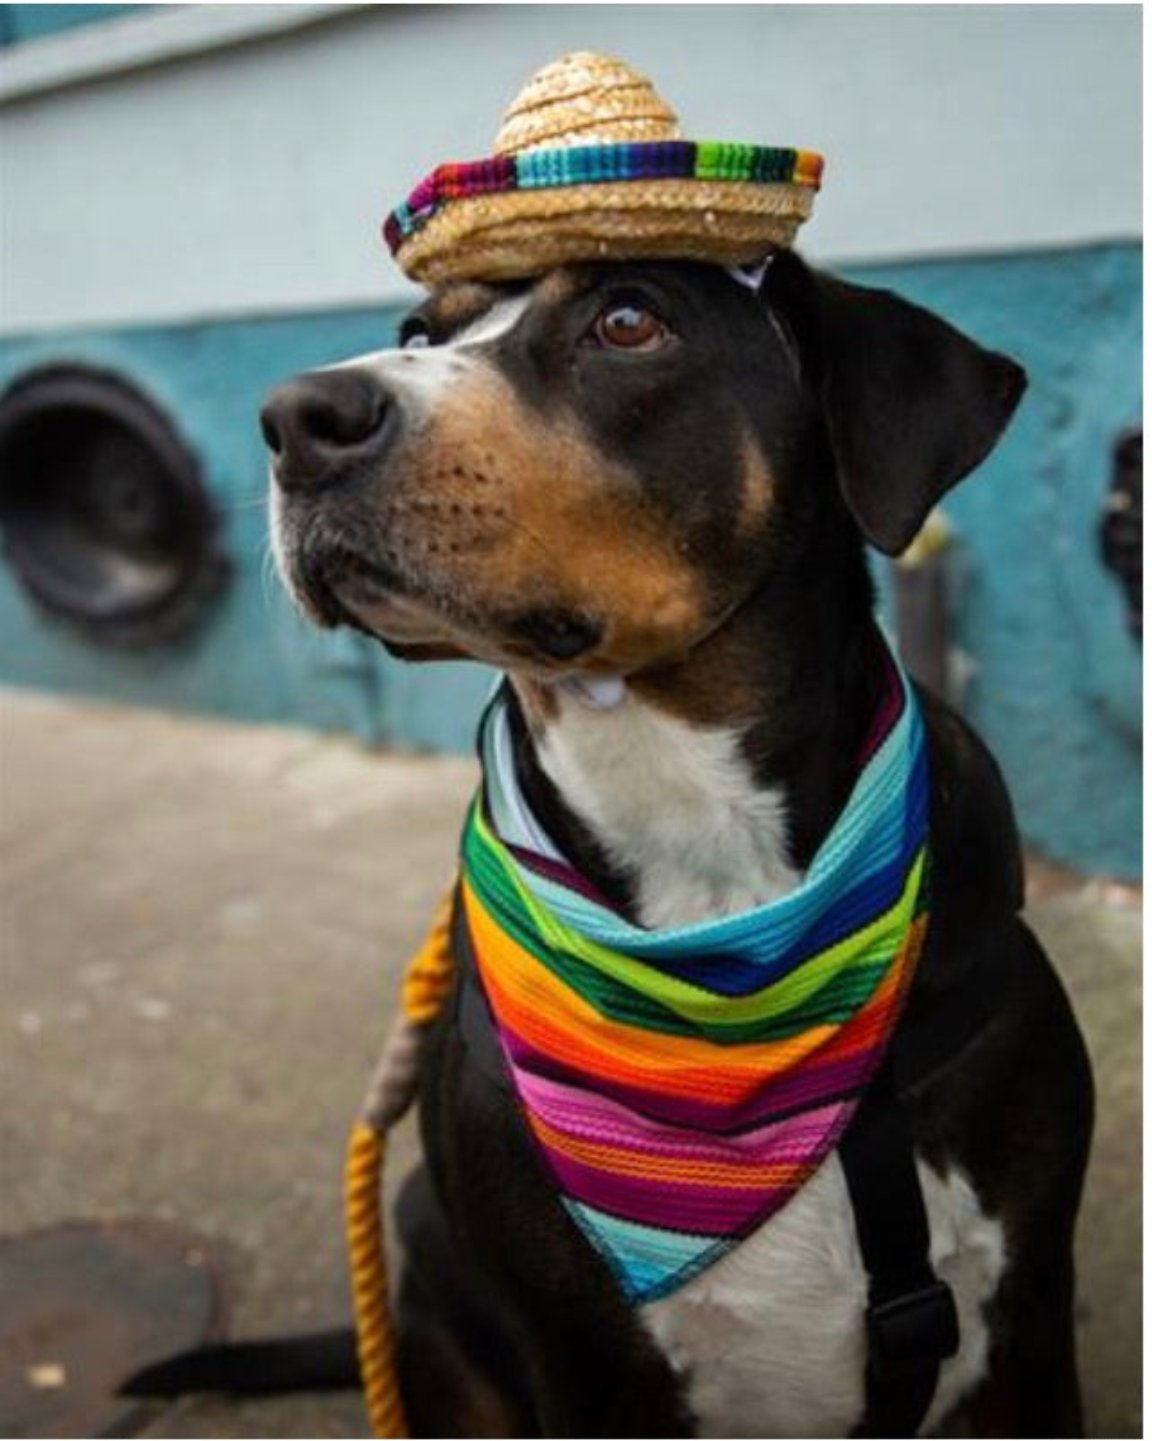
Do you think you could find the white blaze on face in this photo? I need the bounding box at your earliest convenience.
[321,293,533,422]
[266,480,297,601]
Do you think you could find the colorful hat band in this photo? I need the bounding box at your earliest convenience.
[384,141,824,255]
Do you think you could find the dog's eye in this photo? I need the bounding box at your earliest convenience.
[590,302,671,354]
[399,320,433,350]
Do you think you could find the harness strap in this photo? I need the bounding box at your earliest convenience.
[840,1066,960,1438]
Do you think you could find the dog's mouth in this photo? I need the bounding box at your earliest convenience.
[330,550,451,644]
[292,542,469,660]
[296,540,607,670]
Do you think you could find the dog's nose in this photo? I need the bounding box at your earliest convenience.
[261,370,394,491]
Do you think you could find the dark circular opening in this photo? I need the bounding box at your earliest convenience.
[0,367,229,647]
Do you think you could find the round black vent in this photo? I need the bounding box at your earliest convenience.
[0,367,229,647]
[1100,428,1142,642]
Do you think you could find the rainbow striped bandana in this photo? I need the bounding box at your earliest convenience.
[460,647,930,1304]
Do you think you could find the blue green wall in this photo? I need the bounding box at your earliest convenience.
[864,245,1141,880]
[0,5,146,45]
[0,242,1140,876]
[0,308,497,751]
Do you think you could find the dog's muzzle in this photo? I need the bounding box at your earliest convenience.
[261,354,608,667]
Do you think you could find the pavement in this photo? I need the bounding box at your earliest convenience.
[1,689,1141,1438]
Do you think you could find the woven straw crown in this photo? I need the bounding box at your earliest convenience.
[384,52,824,287]
[495,51,682,152]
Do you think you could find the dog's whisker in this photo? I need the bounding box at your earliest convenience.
[259,541,284,615]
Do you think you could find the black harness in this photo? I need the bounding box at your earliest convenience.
[840,1065,959,1436]
[453,898,1010,1438]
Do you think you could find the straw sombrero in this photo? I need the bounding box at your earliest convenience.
[383,51,824,286]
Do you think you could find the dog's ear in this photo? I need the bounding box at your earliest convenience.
[764,252,1027,555]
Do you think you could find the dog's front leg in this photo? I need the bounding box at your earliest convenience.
[521,1313,696,1440]
[413,1016,696,1437]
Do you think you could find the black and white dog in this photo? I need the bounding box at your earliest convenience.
[140,254,1095,1436]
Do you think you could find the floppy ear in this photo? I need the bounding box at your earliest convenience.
[765,253,1027,555]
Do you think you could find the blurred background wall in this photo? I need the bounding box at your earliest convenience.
[0,3,1141,877]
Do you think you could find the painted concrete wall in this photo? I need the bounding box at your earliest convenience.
[0,5,145,45]
[0,242,1140,875]
[866,246,1141,880]
[1,5,1141,332]
[0,6,1141,877]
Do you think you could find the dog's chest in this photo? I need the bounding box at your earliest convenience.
[537,696,800,925]
[640,1153,1006,1438]
[535,693,1006,1436]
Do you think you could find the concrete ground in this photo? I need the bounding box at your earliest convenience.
[2,690,1141,1438]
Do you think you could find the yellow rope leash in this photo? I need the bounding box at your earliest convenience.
[345,889,457,1439]
[346,1121,403,1438]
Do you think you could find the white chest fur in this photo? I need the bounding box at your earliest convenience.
[537,692,800,928]
[642,1154,1005,1438]
[535,688,1006,1436]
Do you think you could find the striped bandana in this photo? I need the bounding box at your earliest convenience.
[459,640,930,1304]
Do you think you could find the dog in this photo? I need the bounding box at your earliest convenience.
[139,252,1094,1437]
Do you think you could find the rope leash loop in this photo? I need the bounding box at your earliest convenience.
[345,888,457,1439]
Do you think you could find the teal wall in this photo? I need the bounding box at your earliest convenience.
[0,309,496,751]
[0,242,1140,876]
[864,245,1141,881]
[0,5,146,45]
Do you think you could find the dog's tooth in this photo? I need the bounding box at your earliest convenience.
[568,675,627,710]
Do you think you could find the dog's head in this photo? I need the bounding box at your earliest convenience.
[264,254,1024,677]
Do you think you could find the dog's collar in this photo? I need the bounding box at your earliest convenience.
[459,633,931,1302]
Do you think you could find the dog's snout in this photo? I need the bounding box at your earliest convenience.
[261,370,394,490]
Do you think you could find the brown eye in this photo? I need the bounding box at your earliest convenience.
[592,303,671,353]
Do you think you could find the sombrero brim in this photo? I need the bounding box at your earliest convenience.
[384,141,823,285]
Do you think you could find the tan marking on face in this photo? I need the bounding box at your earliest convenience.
[424,282,504,336]
[532,270,586,309]
[736,431,776,540]
[382,366,712,671]
[629,613,784,727]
